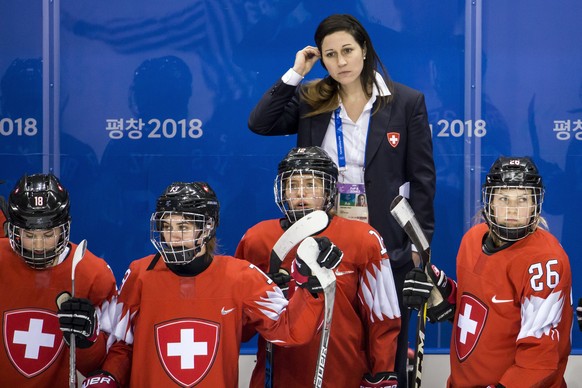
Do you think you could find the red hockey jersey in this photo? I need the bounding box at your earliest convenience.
[103,254,324,387]
[0,239,117,386]
[236,216,401,388]
[448,223,572,388]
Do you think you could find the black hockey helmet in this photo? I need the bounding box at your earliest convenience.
[482,156,544,241]
[275,146,338,222]
[8,173,70,229]
[155,181,219,225]
[151,182,219,264]
[6,173,71,268]
[277,146,339,180]
[484,156,543,189]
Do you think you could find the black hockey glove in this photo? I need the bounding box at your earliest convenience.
[292,237,343,293]
[403,267,433,309]
[402,264,456,322]
[82,370,119,387]
[360,371,398,388]
[577,298,582,331]
[425,264,456,322]
[313,236,343,270]
[268,269,291,297]
[56,292,99,348]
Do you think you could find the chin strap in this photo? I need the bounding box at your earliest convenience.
[146,253,162,271]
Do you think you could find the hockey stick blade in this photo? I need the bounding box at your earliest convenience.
[71,239,87,294]
[389,195,430,267]
[296,237,336,388]
[69,239,87,388]
[269,210,329,273]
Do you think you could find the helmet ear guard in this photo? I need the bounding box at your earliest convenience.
[482,156,544,241]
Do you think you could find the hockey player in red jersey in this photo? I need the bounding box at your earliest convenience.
[403,156,572,387]
[236,146,401,387]
[82,181,341,387]
[0,173,117,386]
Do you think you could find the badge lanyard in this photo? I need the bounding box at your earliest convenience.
[334,106,371,175]
[334,107,348,171]
[334,106,370,223]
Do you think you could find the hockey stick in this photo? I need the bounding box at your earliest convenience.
[265,210,329,388]
[389,196,430,388]
[269,210,329,275]
[69,239,87,388]
[296,237,336,388]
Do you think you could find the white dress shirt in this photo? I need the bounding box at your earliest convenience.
[281,68,392,184]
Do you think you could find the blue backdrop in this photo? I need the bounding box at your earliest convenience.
[1,0,580,353]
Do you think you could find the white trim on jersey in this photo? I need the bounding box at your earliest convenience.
[360,259,401,322]
[255,288,288,321]
[519,290,565,340]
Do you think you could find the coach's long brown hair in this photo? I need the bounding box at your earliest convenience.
[300,14,394,117]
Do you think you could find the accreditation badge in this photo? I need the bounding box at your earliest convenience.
[336,183,368,223]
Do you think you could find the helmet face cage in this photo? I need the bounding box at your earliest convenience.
[150,211,215,265]
[482,156,544,242]
[482,186,544,241]
[274,169,337,223]
[7,221,70,269]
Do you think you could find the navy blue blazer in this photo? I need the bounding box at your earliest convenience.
[249,78,435,271]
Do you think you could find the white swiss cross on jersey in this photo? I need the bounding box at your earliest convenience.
[155,319,219,386]
[3,309,64,377]
[455,294,488,361]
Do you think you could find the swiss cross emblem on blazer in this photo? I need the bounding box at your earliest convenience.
[4,309,64,377]
[454,294,488,362]
[387,132,400,148]
[155,319,220,386]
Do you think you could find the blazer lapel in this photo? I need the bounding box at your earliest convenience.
[365,102,393,167]
[310,112,332,146]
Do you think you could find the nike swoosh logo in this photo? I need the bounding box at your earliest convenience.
[221,307,235,315]
[334,270,354,276]
[491,295,513,304]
